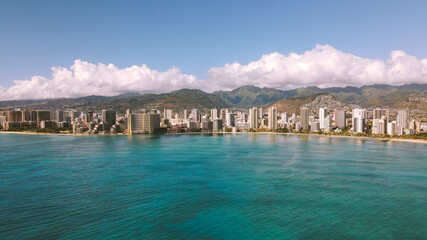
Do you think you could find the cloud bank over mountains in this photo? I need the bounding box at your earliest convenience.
[0,60,206,100]
[208,45,427,90]
[1,45,427,100]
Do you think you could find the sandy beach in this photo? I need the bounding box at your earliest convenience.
[1,130,426,144]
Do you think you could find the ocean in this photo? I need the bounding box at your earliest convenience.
[0,133,426,239]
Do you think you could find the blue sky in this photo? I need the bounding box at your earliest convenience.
[1,0,427,99]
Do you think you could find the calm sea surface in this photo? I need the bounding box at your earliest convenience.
[0,133,426,239]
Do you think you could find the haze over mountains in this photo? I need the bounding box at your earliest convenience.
[1,84,426,112]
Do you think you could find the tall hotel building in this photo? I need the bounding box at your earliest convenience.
[268,107,278,130]
[300,107,309,130]
[373,108,389,121]
[5,110,23,122]
[163,109,173,120]
[128,113,161,134]
[210,108,218,120]
[352,109,367,133]
[226,113,235,127]
[319,107,327,130]
[397,109,410,129]
[22,110,37,122]
[249,107,258,129]
[334,110,346,128]
[220,109,228,121]
[36,111,51,126]
[191,109,200,122]
[102,110,116,126]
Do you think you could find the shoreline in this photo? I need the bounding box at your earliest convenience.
[1,130,426,144]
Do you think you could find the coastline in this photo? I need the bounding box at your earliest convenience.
[1,130,426,144]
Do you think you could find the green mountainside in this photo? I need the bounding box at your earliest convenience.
[0,84,426,112]
[215,84,427,109]
[93,89,230,112]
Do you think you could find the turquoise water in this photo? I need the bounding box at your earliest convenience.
[0,133,426,239]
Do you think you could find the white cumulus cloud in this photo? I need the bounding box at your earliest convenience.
[0,60,207,100]
[1,45,427,100]
[207,44,427,90]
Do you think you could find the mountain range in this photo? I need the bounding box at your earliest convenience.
[0,84,426,113]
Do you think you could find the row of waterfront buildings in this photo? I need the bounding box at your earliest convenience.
[0,106,425,135]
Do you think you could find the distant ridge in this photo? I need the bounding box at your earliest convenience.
[0,84,426,111]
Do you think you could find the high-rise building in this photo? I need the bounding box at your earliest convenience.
[319,108,327,130]
[183,110,189,119]
[249,107,258,129]
[84,112,94,123]
[268,107,278,130]
[281,113,288,123]
[259,108,264,119]
[352,109,367,133]
[323,115,332,132]
[163,109,173,120]
[128,113,161,134]
[387,121,397,135]
[0,116,6,128]
[55,110,64,123]
[310,122,320,131]
[36,111,51,126]
[22,110,37,122]
[201,121,213,131]
[372,117,387,134]
[295,122,301,131]
[102,110,116,126]
[5,110,22,122]
[397,109,410,129]
[220,108,228,121]
[191,109,200,122]
[213,119,223,132]
[334,110,346,128]
[67,111,80,123]
[300,107,309,130]
[373,109,389,120]
[210,108,218,120]
[226,113,235,127]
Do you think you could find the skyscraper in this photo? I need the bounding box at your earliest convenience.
[213,119,223,132]
[55,110,64,123]
[128,113,161,134]
[5,110,22,122]
[22,110,37,122]
[191,109,200,122]
[220,108,228,121]
[397,109,410,129]
[387,121,397,135]
[226,113,235,127]
[163,109,173,120]
[372,117,387,134]
[334,110,346,128]
[268,107,278,130]
[319,108,327,130]
[373,108,389,120]
[352,109,367,133]
[300,107,309,130]
[210,108,218,120]
[36,111,51,126]
[323,115,332,132]
[249,107,258,129]
[102,110,116,126]
[281,113,288,123]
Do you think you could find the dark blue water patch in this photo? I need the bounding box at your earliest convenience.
[0,133,426,239]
